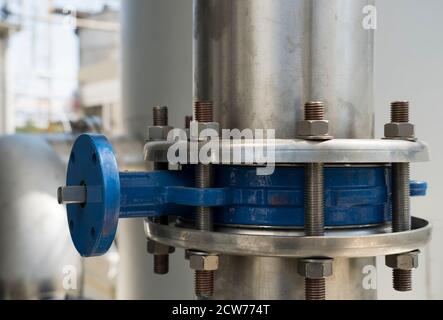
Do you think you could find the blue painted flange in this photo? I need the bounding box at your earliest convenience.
[66,134,120,257]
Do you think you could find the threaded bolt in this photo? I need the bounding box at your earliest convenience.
[195,270,214,299]
[390,101,413,291]
[194,101,214,123]
[150,216,170,275]
[153,255,169,275]
[392,163,411,232]
[305,163,325,236]
[393,269,412,292]
[193,101,215,299]
[153,106,168,126]
[391,101,409,123]
[302,101,327,299]
[305,278,326,300]
[303,102,326,237]
[305,101,325,121]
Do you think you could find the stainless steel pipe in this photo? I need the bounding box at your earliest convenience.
[194,0,375,139]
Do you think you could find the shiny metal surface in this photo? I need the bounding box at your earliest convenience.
[144,139,430,163]
[194,0,375,139]
[145,217,431,258]
[214,256,377,300]
[57,186,87,205]
[0,135,81,299]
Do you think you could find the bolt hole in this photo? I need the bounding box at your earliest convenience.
[92,153,97,164]
[70,152,76,164]
[90,227,96,239]
[69,220,74,230]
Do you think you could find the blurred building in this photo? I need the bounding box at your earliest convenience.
[0,15,20,134]
[77,6,123,136]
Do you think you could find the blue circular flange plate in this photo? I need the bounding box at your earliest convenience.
[66,134,120,257]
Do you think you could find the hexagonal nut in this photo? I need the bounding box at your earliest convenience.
[147,240,175,255]
[147,126,174,141]
[297,120,330,137]
[189,254,219,271]
[190,121,220,141]
[384,123,415,139]
[297,259,333,279]
[386,251,419,270]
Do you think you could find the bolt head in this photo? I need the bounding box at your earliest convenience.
[189,253,219,271]
[297,120,331,139]
[384,123,415,139]
[147,126,174,141]
[386,250,419,270]
[297,258,333,279]
[147,240,175,255]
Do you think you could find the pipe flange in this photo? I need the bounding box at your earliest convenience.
[144,217,432,258]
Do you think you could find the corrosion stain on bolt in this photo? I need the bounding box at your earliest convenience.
[194,101,214,123]
[391,101,409,123]
[153,106,168,126]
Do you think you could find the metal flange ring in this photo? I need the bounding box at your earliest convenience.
[144,217,432,258]
[144,139,430,164]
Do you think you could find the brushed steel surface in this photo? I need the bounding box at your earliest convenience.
[194,0,375,139]
[213,256,377,300]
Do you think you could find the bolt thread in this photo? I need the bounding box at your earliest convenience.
[305,102,325,121]
[154,255,169,275]
[305,163,325,236]
[195,270,214,298]
[393,269,412,292]
[151,216,170,275]
[194,163,215,299]
[185,115,193,129]
[194,101,214,122]
[195,165,214,231]
[196,207,214,231]
[392,163,411,232]
[391,162,412,291]
[153,106,168,126]
[391,101,409,123]
[305,278,326,300]
[195,165,213,188]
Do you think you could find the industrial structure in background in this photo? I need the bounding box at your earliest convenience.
[77,6,123,137]
[0,0,121,300]
[58,0,432,300]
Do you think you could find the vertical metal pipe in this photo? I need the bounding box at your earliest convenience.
[194,0,375,139]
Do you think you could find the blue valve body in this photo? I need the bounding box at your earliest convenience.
[65,134,428,257]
